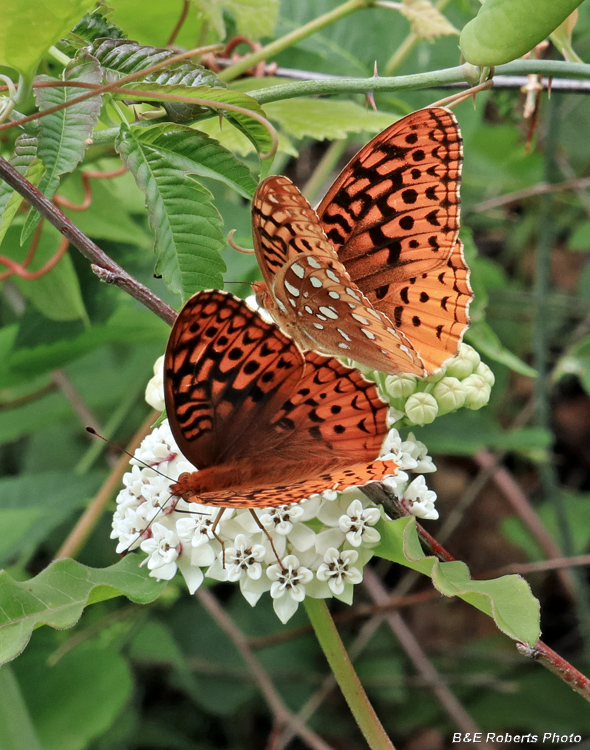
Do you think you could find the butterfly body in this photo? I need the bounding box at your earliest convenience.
[251,107,472,376]
[165,290,397,509]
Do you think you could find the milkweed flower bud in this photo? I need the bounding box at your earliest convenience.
[384,373,418,400]
[432,376,467,414]
[463,373,492,410]
[405,392,439,425]
[476,361,495,387]
[145,355,165,411]
[444,343,481,379]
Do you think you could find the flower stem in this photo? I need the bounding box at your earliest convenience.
[218,0,373,83]
[304,598,395,750]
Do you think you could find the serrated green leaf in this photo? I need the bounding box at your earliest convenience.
[0,135,45,244]
[115,124,226,298]
[0,556,165,666]
[124,123,257,198]
[114,82,273,155]
[375,516,541,645]
[5,224,89,323]
[22,50,103,242]
[0,0,96,76]
[265,98,396,142]
[58,7,125,56]
[466,321,537,378]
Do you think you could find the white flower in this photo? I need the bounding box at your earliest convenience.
[338,499,381,547]
[145,354,165,411]
[223,534,266,582]
[404,433,436,473]
[140,522,181,580]
[267,555,313,623]
[316,548,363,595]
[402,475,438,520]
[113,351,449,622]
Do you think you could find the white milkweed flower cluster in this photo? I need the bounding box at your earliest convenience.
[112,351,449,623]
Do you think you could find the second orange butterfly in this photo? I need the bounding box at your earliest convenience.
[251,107,473,376]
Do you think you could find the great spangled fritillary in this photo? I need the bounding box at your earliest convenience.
[164,290,398,508]
[251,107,472,376]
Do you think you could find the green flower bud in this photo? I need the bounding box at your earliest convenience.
[445,344,481,380]
[475,361,495,387]
[463,374,491,410]
[384,373,418,400]
[405,392,439,425]
[432,376,466,415]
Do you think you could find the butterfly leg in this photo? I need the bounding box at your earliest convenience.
[249,509,285,570]
[210,508,227,568]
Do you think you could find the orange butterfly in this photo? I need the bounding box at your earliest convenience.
[251,107,472,376]
[164,290,398,508]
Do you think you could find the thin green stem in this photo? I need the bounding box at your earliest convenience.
[248,60,590,105]
[218,0,373,83]
[304,598,395,750]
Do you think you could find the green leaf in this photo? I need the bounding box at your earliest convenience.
[414,409,551,457]
[0,136,45,245]
[0,471,103,565]
[114,82,273,155]
[13,643,133,750]
[554,334,590,395]
[264,98,395,141]
[22,50,103,241]
[115,123,226,299]
[0,0,96,76]
[568,220,590,250]
[375,516,541,645]
[460,0,584,67]
[58,7,125,56]
[7,224,89,323]
[222,0,279,39]
[123,123,257,198]
[466,321,537,378]
[0,556,165,666]
[0,667,43,750]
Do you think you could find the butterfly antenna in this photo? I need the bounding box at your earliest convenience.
[86,426,175,482]
[227,228,255,254]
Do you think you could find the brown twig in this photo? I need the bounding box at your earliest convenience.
[471,176,590,213]
[54,411,157,560]
[167,0,190,46]
[517,641,590,702]
[196,588,334,750]
[51,369,101,431]
[0,156,177,326]
[363,483,590,704]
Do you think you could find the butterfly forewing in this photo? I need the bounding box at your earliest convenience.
[165,291,304,468]
[273,253,425,375]
[317,107,463,287]
[249,107,470,376]
[165,291,397,507]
